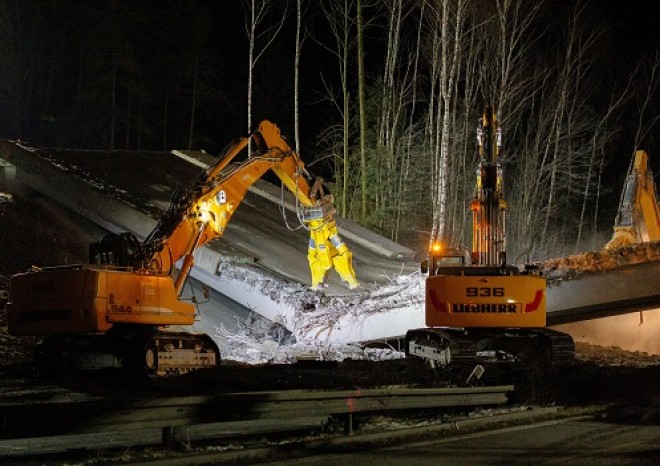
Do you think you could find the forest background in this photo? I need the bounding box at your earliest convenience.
[1,0,659,262]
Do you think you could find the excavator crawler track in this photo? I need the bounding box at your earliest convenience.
[33,328,220,379]
[406,327,575,372]
[124,330,220,379]
[531,328,576,364]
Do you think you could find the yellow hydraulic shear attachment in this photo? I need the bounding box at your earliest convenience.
[307,218,358,289]
[299,181,358,290]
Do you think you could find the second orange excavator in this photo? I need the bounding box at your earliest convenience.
[7,121,359,377]
[405,107,574,380]
[605,149,660,249]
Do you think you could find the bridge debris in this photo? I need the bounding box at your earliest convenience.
[540,241,660,283]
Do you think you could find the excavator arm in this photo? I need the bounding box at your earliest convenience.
[143,120,358,292]
[470,106,507,267]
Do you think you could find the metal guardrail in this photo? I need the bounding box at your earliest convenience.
[0,385,512,457]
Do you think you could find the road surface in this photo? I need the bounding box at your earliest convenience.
[269,416,660,465]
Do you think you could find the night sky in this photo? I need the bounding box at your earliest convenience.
[0,1,658,154]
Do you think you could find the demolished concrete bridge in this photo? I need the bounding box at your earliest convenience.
[1,139,658,353]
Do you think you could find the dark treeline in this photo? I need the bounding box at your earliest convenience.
[0,1,251,150]
[1,0,658,260]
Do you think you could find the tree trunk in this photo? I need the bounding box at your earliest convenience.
[247,0,256,137]
[188,47,199,150]
[294,0,302,153]
[357,0,367,221]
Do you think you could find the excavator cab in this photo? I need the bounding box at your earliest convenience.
[421,243,468,275]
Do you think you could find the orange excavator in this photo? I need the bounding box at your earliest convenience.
[405,108,574,378]
[7,121,359,377]
[605,149,660,250]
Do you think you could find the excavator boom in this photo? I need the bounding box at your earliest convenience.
[138,120,357,291]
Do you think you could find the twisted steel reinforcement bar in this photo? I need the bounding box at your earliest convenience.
[0,385,512,457]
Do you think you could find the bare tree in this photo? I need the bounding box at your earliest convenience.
[244,0,287,136]
[375,0,404,231]
[319,0,356,217]
[310,0,649,261]
[465,0,611,261]
[576,76,632,250]
[632,48,660,152]
[536,2,600,254]
[393,0,427,242]
[427,0,467,249]
[357,0,368,221]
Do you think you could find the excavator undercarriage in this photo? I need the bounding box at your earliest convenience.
[33,327,219,378]
[406,326,575,369]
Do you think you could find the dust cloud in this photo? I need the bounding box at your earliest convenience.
[554,309,660,355]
